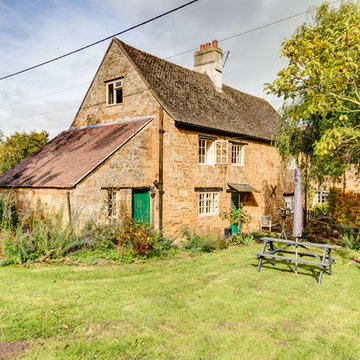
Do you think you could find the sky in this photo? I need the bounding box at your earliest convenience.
[0,0,340,139]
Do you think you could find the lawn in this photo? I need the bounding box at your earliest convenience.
[0,245,359,359]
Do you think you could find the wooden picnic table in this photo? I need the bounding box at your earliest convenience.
[254,237,337,285]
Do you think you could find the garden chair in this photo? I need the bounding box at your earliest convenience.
[259,215,272,232]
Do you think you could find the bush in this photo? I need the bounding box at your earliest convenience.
[122,219,175,258]
[0,210,80,265]
[230,232,258,246]
[0,210,176,265]
[341,226,360,251]
[221,204,251,234]
[327,187,341,219]
[182,228,225,253]
[312,202,329,216]
[0,194,18,230]
[332,191,360,226]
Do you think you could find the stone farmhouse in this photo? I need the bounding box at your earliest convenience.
[0,38,293,237]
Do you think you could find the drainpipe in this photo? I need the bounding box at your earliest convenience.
[66,190,72,223]
[158,107,165,232]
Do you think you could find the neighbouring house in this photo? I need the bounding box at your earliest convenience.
[0,38,294,237]
[311,168,360,208]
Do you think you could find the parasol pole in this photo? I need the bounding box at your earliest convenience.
[293,168,303,275]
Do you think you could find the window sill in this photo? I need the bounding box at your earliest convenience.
[231,163,244,167]
[106,102,123,107]
[198,213,219,218]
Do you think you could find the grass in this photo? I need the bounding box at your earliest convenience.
[0,245,359,359]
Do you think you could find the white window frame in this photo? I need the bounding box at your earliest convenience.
[198,192,219,216]
[199,139,215,165]
[106,79,123,105]
[215,140,228,164]
[284,196,294,211]
[313,189,329,207]
[231,144,244,166]
[107,189,117,217]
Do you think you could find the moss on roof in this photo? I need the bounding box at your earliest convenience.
[116,39,278,141]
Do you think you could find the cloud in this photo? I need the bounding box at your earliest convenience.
[0,0,334,138]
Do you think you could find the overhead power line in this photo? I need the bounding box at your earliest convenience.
[0,0,199,81]
[165,0,341,60]
[1,106,78,123]
[0,82,90,109]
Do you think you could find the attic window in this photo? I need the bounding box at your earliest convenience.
[107,80,123,105]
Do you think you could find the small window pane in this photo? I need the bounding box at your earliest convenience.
[232,144,243,165]
[199,140,206,163]
[108,84,114,105]
[108,190,117,217]
[116,88,123,103]
[198,192,219,216]
[215,141,227,164]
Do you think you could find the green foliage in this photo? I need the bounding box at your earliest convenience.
[0,194,18,230]
[221,203,251,234]
[327,187,341,219]
[230,232,259,246]
[0,212,176,265]
[312,202,329,216]
[0,209,78,264]
[266,1,360,179]
[0,130,48,174]
[182,227,225,253]
[341,225,360,250]
[122,219,175,258]
[332,191,360,226]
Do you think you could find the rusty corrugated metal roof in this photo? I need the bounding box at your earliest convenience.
[0,117,153,188]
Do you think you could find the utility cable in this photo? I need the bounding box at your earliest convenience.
[0,0,199,81]
[0,82,90,108]
[165,0,341,59]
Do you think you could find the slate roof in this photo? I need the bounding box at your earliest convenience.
[0,117,152,188]
[116,39,278,141]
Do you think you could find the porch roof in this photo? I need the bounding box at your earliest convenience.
[228,183,260,193]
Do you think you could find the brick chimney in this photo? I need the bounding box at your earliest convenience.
[194,40,223,91]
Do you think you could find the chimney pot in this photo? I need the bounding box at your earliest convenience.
[194,41,223,92]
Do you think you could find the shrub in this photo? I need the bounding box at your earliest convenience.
[79,220,124,250]
[122,219,175,258]
[332,191,360,226]
[327,187,341,219]
[230,232,258,246]
[0,194,18,230]
[0,209,80,264]
[182,228,224,253]
[221,204,251,234]
[312,202,329,216]
[341,225,360,251]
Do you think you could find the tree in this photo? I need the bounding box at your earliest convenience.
[265,1,360,179]
[0,131,49,174]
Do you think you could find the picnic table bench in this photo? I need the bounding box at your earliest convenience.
[254,237,338,284]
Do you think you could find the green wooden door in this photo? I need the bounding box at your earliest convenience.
[132,189,150,223]
[230,193,242,235]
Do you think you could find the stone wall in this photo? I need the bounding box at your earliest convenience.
[0,40,294,239]
[161,112,292,237]
[70,120,159,227]
[0,188,69,221]
[71,40,159,128]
